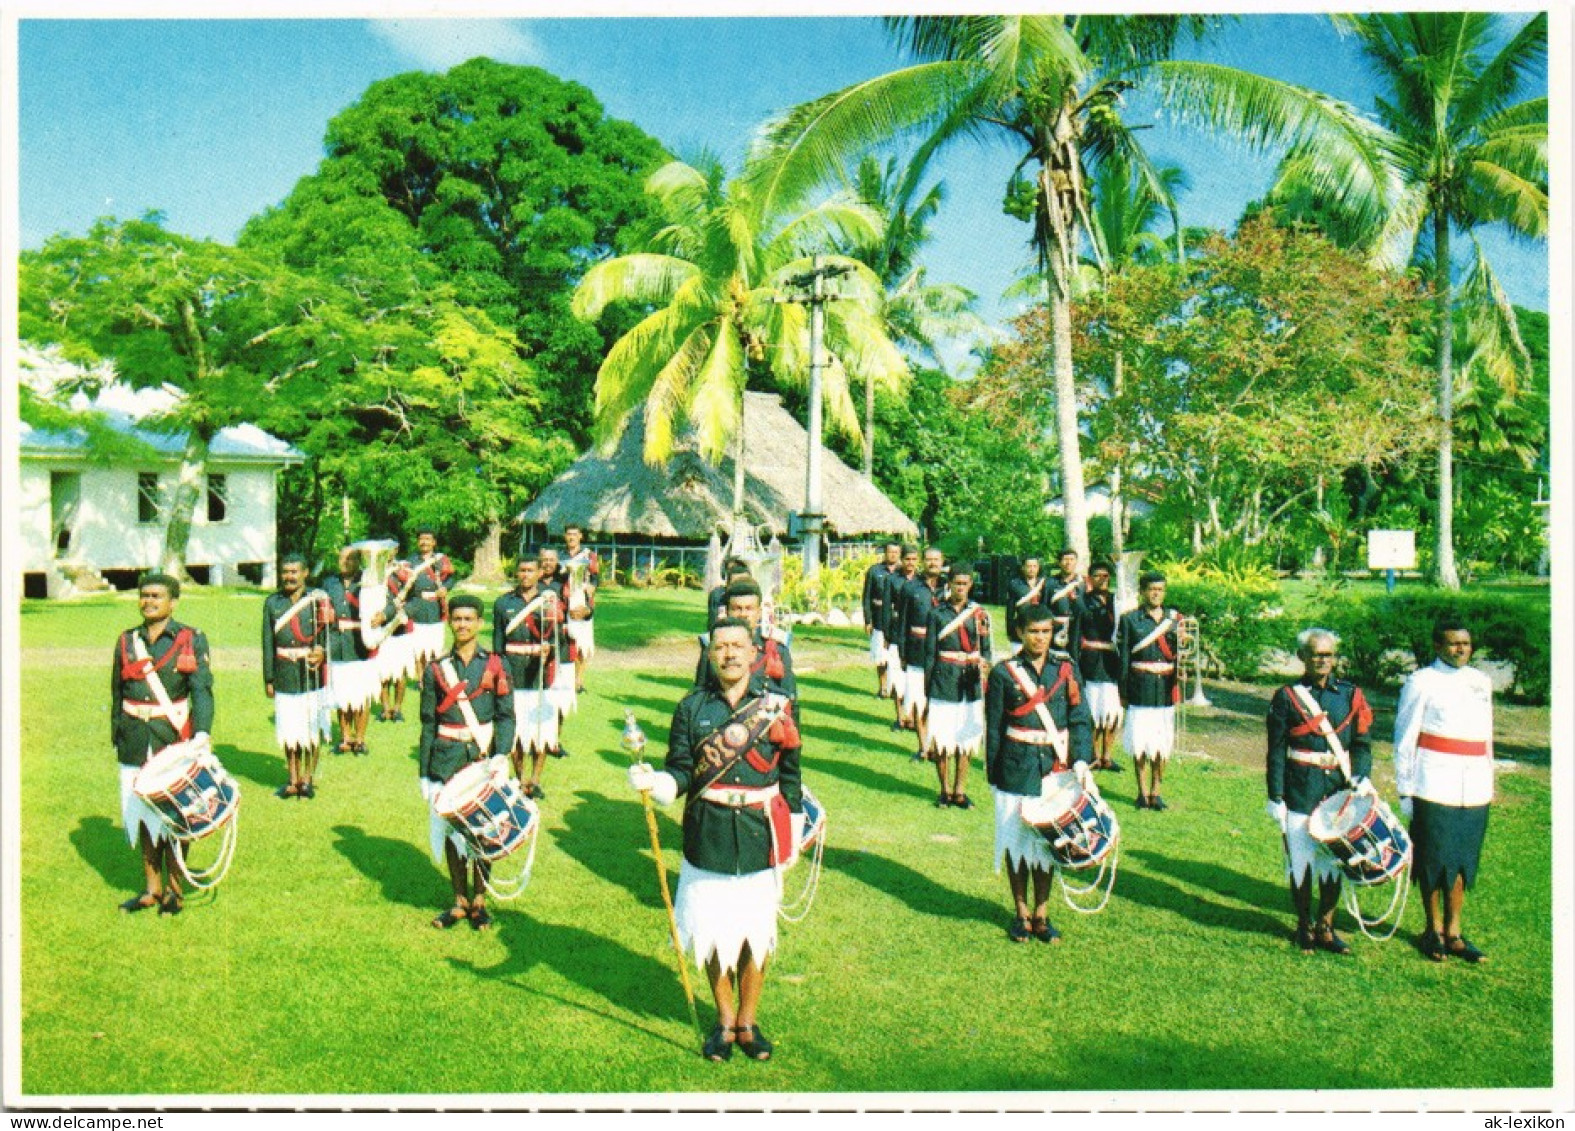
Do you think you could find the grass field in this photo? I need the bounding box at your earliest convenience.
[16,585,1555,1099]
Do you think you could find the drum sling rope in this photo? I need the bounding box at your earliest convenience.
[478,814,541,902]
[1343,860,1410,942]
[778,813,828,924]
[172,807,240,892]
[1055,829,1119,914]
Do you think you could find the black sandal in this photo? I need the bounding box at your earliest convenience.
[159,891,184,917]
[119,892,159,914]
[1031,916,1060,944]
[431,906,469,930]
[935,792,952,808]
[1445,935,1487,964]
[1008,916,1032,943]
[1295,925,1317,955]
[733,1024,773,1061]
[702,1024,734,1062]
[1419,930,1448,963]
[470,906,493,931]
[1317,925,1353,956]
[952,794,974,810]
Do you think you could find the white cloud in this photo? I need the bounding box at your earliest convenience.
[368,20,547,71]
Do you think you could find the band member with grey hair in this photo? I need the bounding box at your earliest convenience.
[420,594,515,931]
[1266,627,1374,956]
[985,603,1093,944]
[1395,617,1496,964]
[1078,560,1124,772]
[263,553,334,799]
[1118,571,1185,811]
[862,541,903,698]
[561,524,600,694]
[923,567,992,808]
[629,618,805,1062]
[112,573,215,916]
[494,554,563,800]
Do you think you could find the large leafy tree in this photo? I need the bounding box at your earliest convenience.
[241,57,668,443]
[19,215,351,577]
[1278,13,1548,587]
[747,14,1394,563]
[571,156,909,516]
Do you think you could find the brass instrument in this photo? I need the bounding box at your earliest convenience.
[1175,613,1210,754]
[566,560,591,613]
[351,538,402,649]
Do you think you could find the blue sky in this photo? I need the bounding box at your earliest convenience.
[17,14,1551,351]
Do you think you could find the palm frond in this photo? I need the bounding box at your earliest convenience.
[818,353,865,446]
[1456,12,1547,129]
[1456,236,1532,398]
[591,300,710,450]
[687,326,745,463]
[641,324,711,465]
[766,198,887,268]
[1463,159,1548,239]
[572,254,700,321]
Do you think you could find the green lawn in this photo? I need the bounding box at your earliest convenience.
[17,586,1555,1098]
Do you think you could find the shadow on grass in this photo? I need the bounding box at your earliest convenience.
[1184,683,1270,722]
[1496,740,1549,767]
[445,909,694,1050]
[822,844,1001,928]
[1116,851,1286,940]
[214,742,282,792]
[810,753,934,803]
[550,789,681,913]
[70,816,141,891]
[331,825,450,911]
[633,672,698,693]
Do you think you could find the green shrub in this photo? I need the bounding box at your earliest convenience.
[1152,557,1284,681]
[779,552,875,615]
[1312,583,1550,703]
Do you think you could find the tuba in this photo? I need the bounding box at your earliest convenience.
[352,539,401,649]
[566,559,591,613]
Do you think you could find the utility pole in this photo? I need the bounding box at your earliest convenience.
[777,255,850,581]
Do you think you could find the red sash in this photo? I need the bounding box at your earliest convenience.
[120,628,195,681]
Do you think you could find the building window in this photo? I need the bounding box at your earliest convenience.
[137,473,164,525]
[207,474,229,523]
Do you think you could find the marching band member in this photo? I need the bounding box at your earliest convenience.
[985,603,1093,944]
[922,567,992,809]
[1078,561,1125,772]
[881,546,920,730]
[707,557,752,628]
[1118,571,1186,811]
[1394,618,1496,965]
[561,524,600,695]
[1005,555,1047,655]
[538,546,578,733]
[861,541,903,698]
[262,554,333,799]
[628,618,805,1062]
[694,580,798,716]
[1046,548,1085,670]
[493,555,563,800]
[419,595,516,931]
[324,547,387,756]
[1266,628,1373,956]
[895,547,947,757]
[112,573,214,916]
[378,549,418,723]
[405,528,454,672]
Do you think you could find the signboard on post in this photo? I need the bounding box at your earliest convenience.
[1367,530,1417,570]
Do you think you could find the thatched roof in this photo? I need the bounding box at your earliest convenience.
[521,391,919,541]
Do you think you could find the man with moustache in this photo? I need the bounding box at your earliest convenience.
[262,553,334,799]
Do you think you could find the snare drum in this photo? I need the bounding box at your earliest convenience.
[132,740,240,841]
[1307,789,1412,885]
[798,785,827,856]
[1019,771,1119,870]
[434,758,539,862]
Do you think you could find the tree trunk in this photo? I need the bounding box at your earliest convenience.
[1433,211,1460,589]
[470,519,506,583]
[1110,349,1126,560]
[158,430,212,581]
[1040,159,1089,566]
[731,394,748,516]
[863,368,876,480]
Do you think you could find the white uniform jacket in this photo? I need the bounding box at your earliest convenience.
[1393,659,1495,807]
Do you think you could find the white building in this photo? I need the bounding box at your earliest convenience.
[17,350,302,597]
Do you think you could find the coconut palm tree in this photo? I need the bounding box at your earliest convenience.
[1321,12,1547,588]
[572,157,909,515]
[846,153,986,477]
[747,14,1394,563]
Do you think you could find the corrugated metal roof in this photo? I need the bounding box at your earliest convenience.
[20,410,303,464]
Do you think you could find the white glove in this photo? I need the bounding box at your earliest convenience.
[1074,761,1094,791]
[1400,796,1414,821]
[785,811,807,868]
[419,777,437,804]
[1266,799,1288,832]
[1351,776,1377,797]
[628,763,679,806]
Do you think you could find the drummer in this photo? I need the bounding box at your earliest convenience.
[984,603,1094,944]
[111,573,215,917]
[419,594,516,931]
[1265,628,1374,956]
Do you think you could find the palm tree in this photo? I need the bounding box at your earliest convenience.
[846,153,986,477]
[747,14,1395,563]
[1324,13,1547,588]
[571,157,909,516]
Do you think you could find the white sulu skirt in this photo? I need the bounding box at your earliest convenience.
[409,622,447,669]
[1284,811,1341,885]
[869,628,886,664]
[274,689,332,749]
[120,762,171,848]
[421,778,473,865]
[900,665,928,715]
[376,632,411,684]
[549,661,578,718]
[884,644,906,698]
[926,698,984,758]
[1124,705,1176,761]
[674,859,780,977]
[993,787,1058,874]
[330,658,380,711]
[565,618,595,660]
[1084,681,1124,729]
[513,688,559,754]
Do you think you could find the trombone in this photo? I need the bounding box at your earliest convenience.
[1175,614,1210,754]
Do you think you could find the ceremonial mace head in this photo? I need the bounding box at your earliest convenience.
[620,709,648,759]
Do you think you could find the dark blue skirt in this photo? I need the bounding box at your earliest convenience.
[1410,799,1490,891]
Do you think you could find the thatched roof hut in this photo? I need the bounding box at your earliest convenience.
[521,391,919,541]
